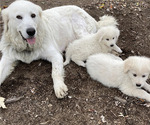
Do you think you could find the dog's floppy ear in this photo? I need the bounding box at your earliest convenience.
[124,57,132,73]
[37,5,42,17]
[2,8,9,33]
[97,29,105,43]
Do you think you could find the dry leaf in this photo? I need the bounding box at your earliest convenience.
[99,3,104,9]
[3,5,8,9]
[0,97,7,109]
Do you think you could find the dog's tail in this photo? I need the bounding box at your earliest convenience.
[63,48,72,66]
[97,15,118,28]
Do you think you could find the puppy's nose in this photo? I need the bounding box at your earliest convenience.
[136,83,141,87]
[110,44,114,47]
[26,28,35,36]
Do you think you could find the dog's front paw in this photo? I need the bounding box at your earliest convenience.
[54,82,68,98]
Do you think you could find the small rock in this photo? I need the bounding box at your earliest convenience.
[35,115,38,118]
[90,117,94,120]
[114,6,117,9]
[138,8,142,11]
[131,50,134,54]
[68,96,72,99]
[31,88,36,94]
[48,104,53,107]
[38,63,42,66]
[41,2,45,4]
[106,8,110,11]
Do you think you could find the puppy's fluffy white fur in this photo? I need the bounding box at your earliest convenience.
[64,26,122,67]
[0,0,99,98]
[86,53,150,102]
[98,15,118,28]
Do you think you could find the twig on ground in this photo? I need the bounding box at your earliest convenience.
[5,96,24,104]
[114,96,127,104]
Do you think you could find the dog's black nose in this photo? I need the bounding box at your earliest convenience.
[110,44,114,47]
[136,83,141,87]
[26,28,35,36]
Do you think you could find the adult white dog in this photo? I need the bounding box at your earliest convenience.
[86,53,150,102]
[0,0,99,98]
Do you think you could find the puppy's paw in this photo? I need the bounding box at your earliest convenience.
[63,61,69,66]
[54,82,68,98]
[146,88,150,93]
[74,61,86,67]
[79,63,86,67]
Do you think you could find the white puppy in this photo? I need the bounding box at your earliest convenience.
[86,53,150,102]
[64,26,122,67]
[0,0,99,98]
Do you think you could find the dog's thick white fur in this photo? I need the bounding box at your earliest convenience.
[86,53,150,102]
[0,0,99,98]
[64,26,122,67]
[97,15,118,28]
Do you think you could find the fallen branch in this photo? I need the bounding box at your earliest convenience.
[114,96,127,104]
[5,96,24,104]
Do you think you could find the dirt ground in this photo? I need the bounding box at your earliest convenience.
[0,0,150,125]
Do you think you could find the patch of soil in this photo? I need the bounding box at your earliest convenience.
[0,0,150,125]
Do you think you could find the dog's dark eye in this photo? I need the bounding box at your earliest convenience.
[16,15,23,20]
[142,75,146,78]
[31,13,36,18]
[113,37,115,39]
[133,74,137,77]
[106,38,109,41]
[110,44,114,47]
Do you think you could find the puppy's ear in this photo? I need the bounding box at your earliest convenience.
[2,8,9,33]
[116,28,120,38]
[97,30,105,43]
[124,57,132,73]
